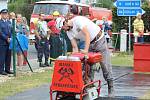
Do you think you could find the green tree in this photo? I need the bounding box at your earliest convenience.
[8,0,34,24]
[96,0,113,9]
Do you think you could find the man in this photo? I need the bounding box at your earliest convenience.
[0,9,13,75]
[62,15,114,97]
[35,13,49,67]
[133,13,144,43]
[47,11,61,34]
[48,11,64,60]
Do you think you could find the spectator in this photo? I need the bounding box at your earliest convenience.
[48,11,63,60]
[96,16,112,43]
[9,12,16,32]
[9,12,16,23]
[22,17,29,66]
[15,14,29,66]
[0,9,13,75]
[47,11,61,34]
[133,13,144,43]
[35,13,50,67]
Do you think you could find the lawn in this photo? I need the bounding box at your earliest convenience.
[111,53,133,67]
[0,70,52,100]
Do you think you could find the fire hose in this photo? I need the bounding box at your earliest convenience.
[100,72,133,88]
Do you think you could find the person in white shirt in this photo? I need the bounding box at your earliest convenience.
[62,15,114,97]
[35,13,50,67]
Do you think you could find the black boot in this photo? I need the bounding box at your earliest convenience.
[44,61,49,67]
[39,62,46,67]
[107,80,114,97]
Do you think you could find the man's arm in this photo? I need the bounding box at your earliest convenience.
[0,23,9,41]
[81,26,90,54]
[70,38,79,53]
[34,27,41,40]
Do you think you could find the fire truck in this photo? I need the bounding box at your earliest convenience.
[30,0,112,34]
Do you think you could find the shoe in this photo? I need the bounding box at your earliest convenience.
[44,62,49,67]
[39,62,46,67]
[23,62,27,66]
[0,71,8,75]
[107,80,115,97]
[5,71,14,74]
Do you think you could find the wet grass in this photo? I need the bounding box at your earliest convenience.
[0,70,52,100]
[111,52,133,67]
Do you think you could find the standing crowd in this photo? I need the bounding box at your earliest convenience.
[0,9,29,75]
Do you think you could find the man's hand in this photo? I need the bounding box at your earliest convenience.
[139,32,144,36]
[38,36,41,40]
[7,38,11,43]
[80,49,88,54]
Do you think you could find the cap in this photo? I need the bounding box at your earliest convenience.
[52,11,60,16]
[136,13,141,17]
[0,9,8,14]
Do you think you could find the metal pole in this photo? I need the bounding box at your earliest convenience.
[128,16,131,54]
[15,37,33,72]
[12,19,16,76]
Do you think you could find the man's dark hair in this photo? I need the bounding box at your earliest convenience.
[70,5,78,15]
[63,19,68,26]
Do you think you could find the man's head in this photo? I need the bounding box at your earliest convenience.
[52,11,60,20]
[70,5,78,15]
[136,13,142,20]
[102,16,107,21]
[62,20,73,32]
[39,13,45,21]
[0,9,9,20]
[65,12,74,20]
[9,12,16,19]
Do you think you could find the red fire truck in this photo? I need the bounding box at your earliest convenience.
[30,0,112,34]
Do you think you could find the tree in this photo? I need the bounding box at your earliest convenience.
[96,0,113,9]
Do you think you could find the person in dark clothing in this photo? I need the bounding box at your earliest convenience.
[0,9,13,75]
[35,13,50,67]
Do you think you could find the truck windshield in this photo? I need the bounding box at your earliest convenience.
[33,4,69,15]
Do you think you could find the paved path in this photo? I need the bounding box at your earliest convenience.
[5,67,150,100]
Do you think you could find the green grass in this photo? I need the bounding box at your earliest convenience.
[0,70,52,100]
[111,52,133,67]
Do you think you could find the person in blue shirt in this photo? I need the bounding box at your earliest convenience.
[100,16,112,43]
[15,14,29,67]
[0,9,13,75]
